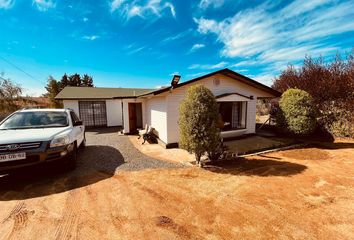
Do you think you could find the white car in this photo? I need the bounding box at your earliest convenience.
[0,108,85,173]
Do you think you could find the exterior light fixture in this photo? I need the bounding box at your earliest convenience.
[171,75,181,88]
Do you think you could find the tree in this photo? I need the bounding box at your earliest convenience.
[0,76,23,112]
[277,89,317,135]
[44,73,94,108]
[82,74,94,87]
[272,51,354,137]
[59,73,69,89]
[273,54,354,106]
[179,84,221,166]
[0,79,22,99]
[68,73,81,86]
[45,76,62,108]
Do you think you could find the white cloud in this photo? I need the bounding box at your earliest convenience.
[110,0,175,20]
[128,5,143,18]
[199,0,224,9]
[189,61,228,70]
[126,46,146,55]
[280,0,332,19]
[169,71,180,76]
[164,2,175,17]
[111,0,125,12]
[190,43,205,52]
[194,0,354,76]
[155,85,169,89]
[233,68,248,73]
[232,60,258,67]
[33,0,56,11]
[0,0,13,9]
[252,73,276,86]
[194,17,220,34]
[162,29,192,43]
[82,35,100,41]
[186,72,208,78]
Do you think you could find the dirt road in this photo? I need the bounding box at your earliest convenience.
[0,135,353,239]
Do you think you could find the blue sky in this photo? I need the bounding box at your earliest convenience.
[0,0,353,96]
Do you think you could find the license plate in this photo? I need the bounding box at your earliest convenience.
[0,152,26,162]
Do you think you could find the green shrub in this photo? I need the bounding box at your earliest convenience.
[329,110,354,138]
[276,89,317,135]
[179,84,221,165]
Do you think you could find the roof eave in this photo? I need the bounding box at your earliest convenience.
[141,68,281,97]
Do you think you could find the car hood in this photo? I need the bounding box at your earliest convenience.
[0,127,71,144]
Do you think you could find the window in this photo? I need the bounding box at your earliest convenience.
[218,102,247,131]
[0,111,69,129]
[70,111,80,125]
[78,101,107,127]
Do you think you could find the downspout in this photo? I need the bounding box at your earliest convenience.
[121,100,124,133]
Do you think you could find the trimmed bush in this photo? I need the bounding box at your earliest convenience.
[276,89,317,135]
[179,84,221,165]
[329,109,354,138]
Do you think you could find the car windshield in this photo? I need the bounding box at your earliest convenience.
[0,111,69,130]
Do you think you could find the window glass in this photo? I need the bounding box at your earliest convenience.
[0,112,69,129]
[218,102,247,131]
[70,111,80,124]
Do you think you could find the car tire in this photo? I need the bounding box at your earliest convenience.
[66,142,77,171]
[80,133,86,149]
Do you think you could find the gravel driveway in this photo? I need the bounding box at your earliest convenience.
[82,128,183,172]
[0,128,183,200]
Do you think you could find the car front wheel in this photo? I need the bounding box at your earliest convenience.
[80,133,86,149]
[66,142,77,171]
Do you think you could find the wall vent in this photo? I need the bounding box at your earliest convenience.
[213,78,220,86]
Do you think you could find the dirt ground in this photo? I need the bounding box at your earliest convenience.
[0,140,354,240]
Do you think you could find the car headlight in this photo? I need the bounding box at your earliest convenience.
[50,135,70,148]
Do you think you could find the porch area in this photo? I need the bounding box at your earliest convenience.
[129,133,297,165]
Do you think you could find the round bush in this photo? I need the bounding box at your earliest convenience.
[277,89,317,135]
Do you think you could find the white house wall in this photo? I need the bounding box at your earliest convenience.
[145,96,168,144]
[63,100,79,116]
[63,99,123,127]
[165,73,264,144]
[106,99,123,127]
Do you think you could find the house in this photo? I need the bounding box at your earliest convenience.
[55,68,280,148]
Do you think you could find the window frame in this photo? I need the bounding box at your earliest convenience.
[218,101,248,132]
[69,111,80,126]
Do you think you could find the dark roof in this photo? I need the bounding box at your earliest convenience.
[215,92,253,100]
[139,68,281,97]
[55,87,154,100]
[55,69,280,100]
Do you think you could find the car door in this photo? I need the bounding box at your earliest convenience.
[70,111,84,146]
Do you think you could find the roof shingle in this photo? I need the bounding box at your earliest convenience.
[55,87,154,99]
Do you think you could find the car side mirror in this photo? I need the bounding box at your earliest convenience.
[74,120,83,126]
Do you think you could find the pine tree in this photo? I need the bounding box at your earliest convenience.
[45,76,62,108]
[82,74,94,87]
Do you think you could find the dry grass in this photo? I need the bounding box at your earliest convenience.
[0,140,353,239]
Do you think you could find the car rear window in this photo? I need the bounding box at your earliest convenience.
[0,111,69,129]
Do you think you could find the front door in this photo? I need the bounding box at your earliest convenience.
[128,103,142,133]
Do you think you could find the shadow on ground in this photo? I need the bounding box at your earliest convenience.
[312,142,354,149]
[85,127,122,135]
[0,145,124,201]
[204,158,307,177]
